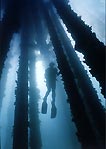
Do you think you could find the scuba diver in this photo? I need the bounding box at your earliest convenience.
[43,62,59,102]
[42,62,59,117]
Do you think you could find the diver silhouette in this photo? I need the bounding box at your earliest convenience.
[43,62,59,102]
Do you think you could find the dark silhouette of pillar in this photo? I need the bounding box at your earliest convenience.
[28,49,42,149]
[52,0,105,97]
[13,44,28,149]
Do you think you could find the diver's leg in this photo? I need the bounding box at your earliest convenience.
[52,83,56,103]
[43,87,51,101]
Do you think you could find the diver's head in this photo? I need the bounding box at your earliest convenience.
[49,62,55,67]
